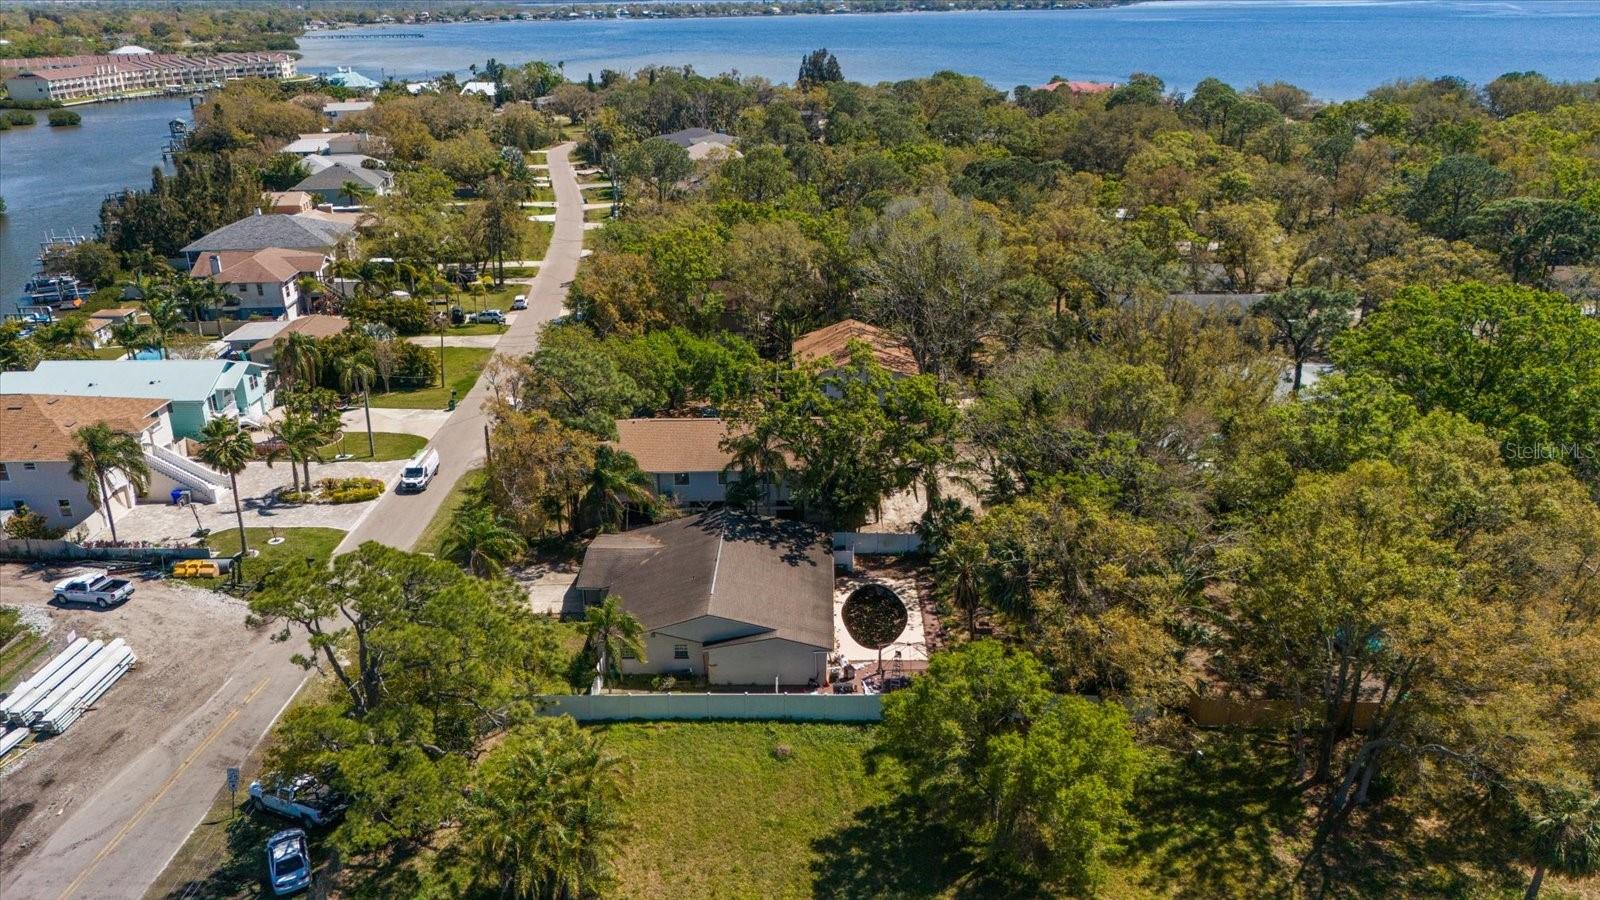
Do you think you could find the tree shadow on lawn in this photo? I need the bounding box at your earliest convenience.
[809,794,1050,899]
[1121,732,1305,898]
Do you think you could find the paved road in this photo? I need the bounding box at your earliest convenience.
[335,141,587,555]
[1,630,308,900]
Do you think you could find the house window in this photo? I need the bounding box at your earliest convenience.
[256,284,264,297]
[249,375,260,390]
[673,643,690,660]
[57,500,72,517]
[0,463,8,481]
[21,462,36,471]
[673,472,691,486]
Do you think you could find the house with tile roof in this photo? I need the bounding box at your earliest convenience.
[611,417,790,511]
[791,319,920,378]
[192,247,330,320]
[575,510,835,686]
[0,394,174,532]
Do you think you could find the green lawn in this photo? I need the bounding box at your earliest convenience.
[87,346,128,359]
[584,205,615,222]
[602,722,914,899]
[196,527,345,588]
[322,430,427,462]
[0,629,48,695]
[412,467,485,555]
[448,321,509,336]
[369,347,492,409]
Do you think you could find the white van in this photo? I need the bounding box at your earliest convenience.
[397,448,440,493]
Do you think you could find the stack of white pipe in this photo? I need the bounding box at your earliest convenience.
[32,639,135,735]
[2,639,104,727]
[0,726,28,759]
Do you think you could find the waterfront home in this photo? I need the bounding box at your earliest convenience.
[1033,79,1117,95]
[0,393,234,531]
[791,319,921,389]
[0,359,273,438]
[323,100,374,121]
[180,213,353,268]
[461,81,498,99]
[292,162,394,206]
[301,153,384,175]
[611,417,789,511]
[323,67,381,92]
[85,307,143,348]
[280,132,371,156]
[192,248,330,320]
[0,51,294,103]
[574,510,835,687]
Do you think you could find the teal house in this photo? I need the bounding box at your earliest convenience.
[0,359,273,439]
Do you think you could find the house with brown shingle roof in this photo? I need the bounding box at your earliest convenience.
[85,307,143,348]
[0,394,173,531]
[575,510,834,686]
[611,417,789,511]
[791,319,920,378]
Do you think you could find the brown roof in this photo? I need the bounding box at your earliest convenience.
[264,190,314,212]
[249,315,350,355]
[87,307,140,323]
[194,248,327,285]
[575,510,834,649]
[0,394,166,462]
[791,319,920,377]
[612,418,737,473]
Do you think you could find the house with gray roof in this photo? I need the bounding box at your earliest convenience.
[658,127,740,162]
[292,161,394,206]
[180,213,354,267]
[575,510,834,687]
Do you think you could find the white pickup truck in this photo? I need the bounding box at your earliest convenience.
[250,775,347,827]
[52,573,134,609]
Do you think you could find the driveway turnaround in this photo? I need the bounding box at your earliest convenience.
[335,141,587,555]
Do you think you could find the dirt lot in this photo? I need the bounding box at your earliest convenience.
[0,562,257,870]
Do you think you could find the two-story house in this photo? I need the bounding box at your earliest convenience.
[0,359,273,438]
[611,417,789,511]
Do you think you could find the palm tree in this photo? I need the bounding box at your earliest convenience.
[266,410,331,493]
[334,356,377,457]
[339,179,376,207]
[583,594,646,695]
[462,720,624,900]
[196,417,255,581]
[176,278,228,336]
[141,285,185,359]
[274,332,322,392]
[441,505,524,577]
[110,319,153,357]
[1522,789,1600,900]
[933,533,987,635]
[579,446,654,533]
[66,423,151,543]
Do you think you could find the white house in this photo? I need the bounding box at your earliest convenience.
[0,394,230,533]
[574,511,835,687]
[192,247,330,320]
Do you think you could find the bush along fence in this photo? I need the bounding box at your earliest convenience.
[0,538,210,566]
[535,692,884,723]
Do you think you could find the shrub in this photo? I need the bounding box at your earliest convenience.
[770,743,794,761]
[0,117,10,132]
[47,110,82,127]
[327,486,382,504]
[3,505,64,539]
[278,490,314,504]
[5,110,36,126]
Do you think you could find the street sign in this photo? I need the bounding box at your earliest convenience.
[226,766,240,794]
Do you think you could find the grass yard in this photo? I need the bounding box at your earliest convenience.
[322,430,427,462]
[584,205,615,222]
[0,627,48,694]
[447,321,509,336]
[524,220,552,261]
[86,346,128,359]
[194,527,345,588]
[602,722,917,899]
[370,346,492,409]
[412,467,485,555]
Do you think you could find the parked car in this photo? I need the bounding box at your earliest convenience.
[449,305,466,326]
[473,309,506,325]
[51,573,134,609]
[249,775,348,827]
[265,829,312,896]
[510,294,527,310]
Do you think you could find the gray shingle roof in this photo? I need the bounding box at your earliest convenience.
[576,510,834,649]
[658,127,736,149]
[292,162,392,193]
[181,213,353,255]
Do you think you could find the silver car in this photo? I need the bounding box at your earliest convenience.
[266,828,311,895]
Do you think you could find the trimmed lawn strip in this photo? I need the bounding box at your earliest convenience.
[191,527,345,589]
[584,206,614,222]
[412,467,485,555]
[322,430,427,462]
[369,346,491,409]
[0,630,48,693]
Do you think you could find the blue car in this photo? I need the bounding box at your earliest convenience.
[266,828,311,895]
